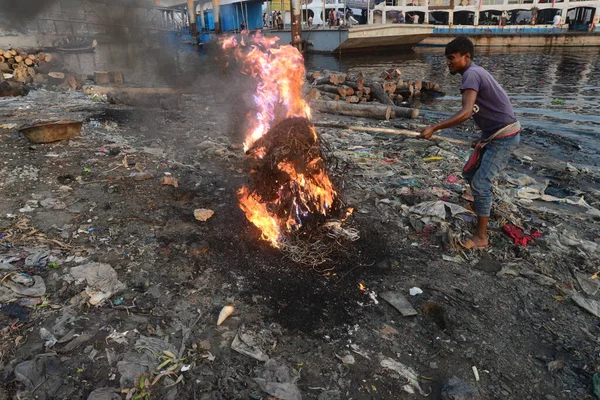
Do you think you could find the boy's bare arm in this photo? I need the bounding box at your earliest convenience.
[419,89,477,139]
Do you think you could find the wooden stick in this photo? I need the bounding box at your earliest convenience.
[311,121,469,145]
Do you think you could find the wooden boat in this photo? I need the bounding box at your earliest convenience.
[55,39,97,53]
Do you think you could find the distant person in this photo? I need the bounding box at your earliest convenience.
[500,10,508,26]
[412,13,420,24]
[240,20,246,30]
[277,12,283,29]
[336,9,343,26]
[329,9,335,26]
[553,12,561,26]
[263,13,267,27]
[308,15,313,27]
[346,9,357,26]
[419,36,520,250]
[396,10,405,23]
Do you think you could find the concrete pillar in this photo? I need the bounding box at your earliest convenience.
[424,0,429,22]
[200,7,205,31]
[382,5,387,23]
[212,0,221,32]
[291,0,302,49]
[187,0,197,41]
[474,10,480,25]
[449,11,454,25]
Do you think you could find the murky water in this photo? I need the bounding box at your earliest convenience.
[60,43,600,163]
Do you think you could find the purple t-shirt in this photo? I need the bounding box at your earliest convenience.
[461,63,517,139]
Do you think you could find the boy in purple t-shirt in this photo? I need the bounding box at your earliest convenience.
[419,36,520,249]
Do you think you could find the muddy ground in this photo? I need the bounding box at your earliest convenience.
[0,77,599,400]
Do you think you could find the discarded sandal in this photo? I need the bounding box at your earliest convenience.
[460,238,488,249]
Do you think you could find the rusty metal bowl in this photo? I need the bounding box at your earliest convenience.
[20,120,83,144]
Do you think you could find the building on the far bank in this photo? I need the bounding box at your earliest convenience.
[372,0,598,31]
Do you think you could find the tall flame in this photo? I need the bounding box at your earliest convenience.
[222,32,311,151]
[223,33,335,247]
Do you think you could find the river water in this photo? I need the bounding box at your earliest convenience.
[60,43,600,166]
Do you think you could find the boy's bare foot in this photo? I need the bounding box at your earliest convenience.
[460,236,488,249]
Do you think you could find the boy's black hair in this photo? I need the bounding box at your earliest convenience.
[445,36,474,57]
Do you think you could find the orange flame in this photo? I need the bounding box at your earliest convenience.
[223,33,335,247]
[222,32,311,151]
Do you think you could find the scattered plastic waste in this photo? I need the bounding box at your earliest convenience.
[502,223,542,246]
[409,287,423,296]
[380,291,418,316]
[380,356,427,396]
[69,262,126,306]
[217,304,235,325]
[194,208,214,222]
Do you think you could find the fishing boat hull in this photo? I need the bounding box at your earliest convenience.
[265,24,433,54]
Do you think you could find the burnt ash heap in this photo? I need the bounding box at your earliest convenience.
[245,117,343,235]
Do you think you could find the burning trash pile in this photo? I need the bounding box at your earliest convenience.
[221,33,358,264]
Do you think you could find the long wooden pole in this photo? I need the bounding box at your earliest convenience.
[290,0,302,49]
[311,121,470,145]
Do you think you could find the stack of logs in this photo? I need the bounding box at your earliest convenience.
[305,69,444,120]
[0,47,52,84]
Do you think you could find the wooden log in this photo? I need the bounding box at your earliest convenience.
[14,55,22,63]
[44,54,52,63]
[321,92,338,101]
[0,62,10,73]
[61,75,78,90]
[366,81,394,106]
[13,68,28,83]
[0,56,4,64]
[356,75,364,91]
[345,95,359,103]
[383,81,397,94]
[391,106,419,119]
[342,85,354,96]
[107,92,183,110]
[307,88,320,100]
[310,100,392,120]
[311,71,323,81]
[109,71,124,84]
[314,84,346,97]
[37,52,46,60]
[311,122,469,145]
[337,74,346,84]
[83,85,190,95]
[27,54,36,61]
[48,72,65,79]
[9,50,16,56]
[0,80,28,97]
[94,71,110,84]
[2,52,11,59]
[313,74,338,86]
[395,84,414,97]
[33,73,48,84]
[24,58,33,66]
[414,80,422,91]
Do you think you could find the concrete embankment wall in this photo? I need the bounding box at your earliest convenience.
[0,0,182,49]
[421,33,600,47]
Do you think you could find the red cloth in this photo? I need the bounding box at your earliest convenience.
[502,223,542,246]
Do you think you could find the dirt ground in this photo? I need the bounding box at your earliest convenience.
[0,75,599,400]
